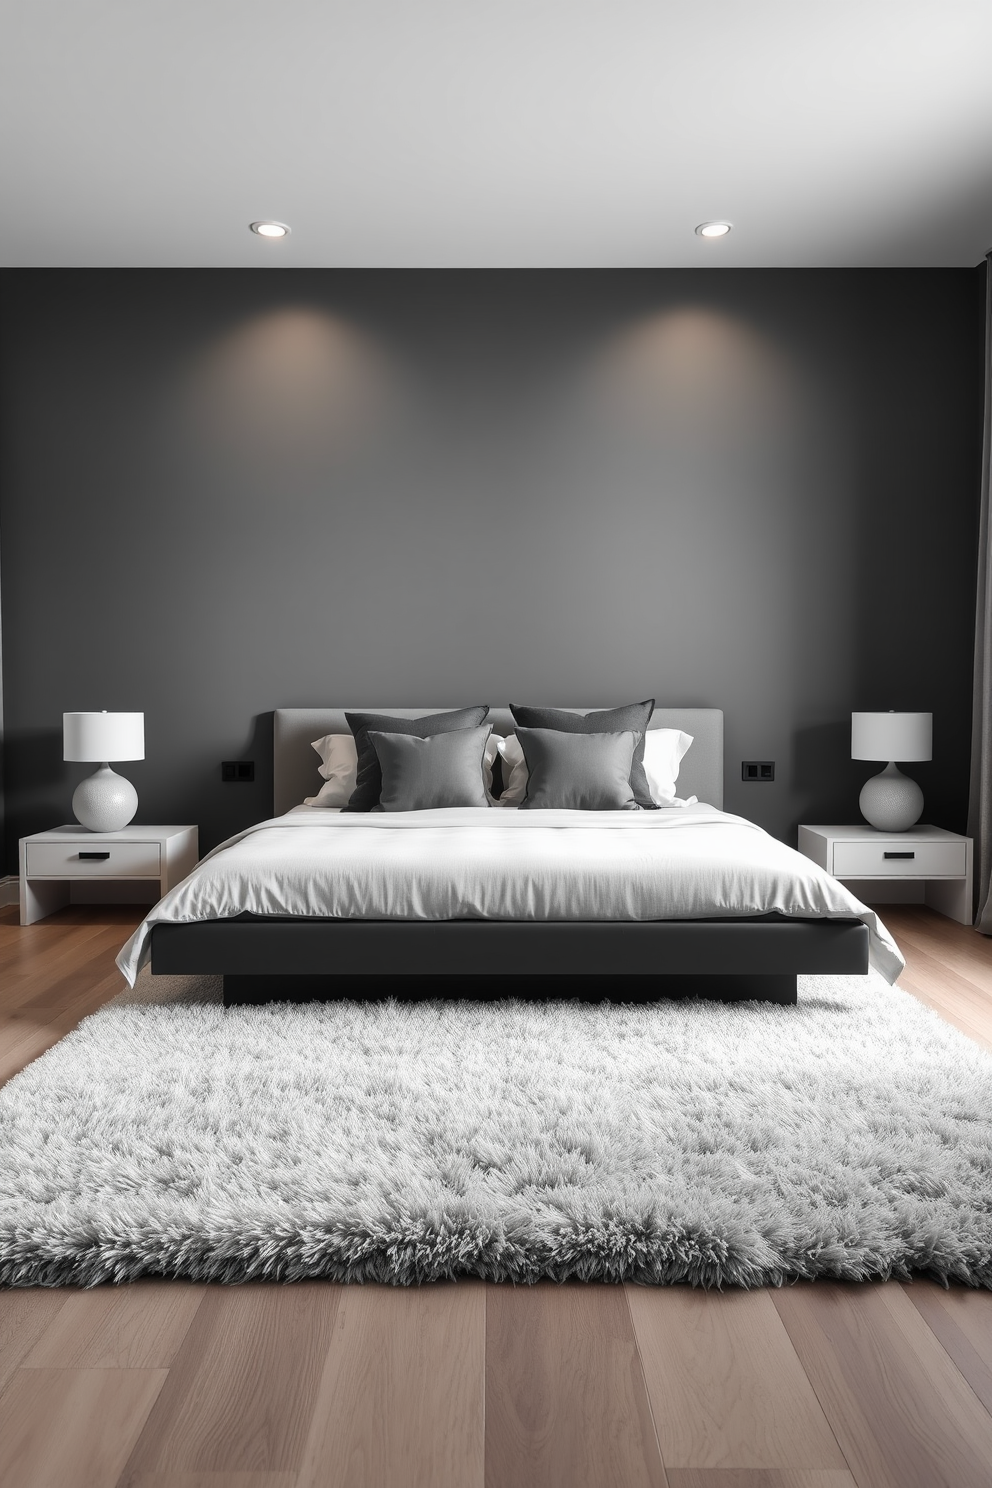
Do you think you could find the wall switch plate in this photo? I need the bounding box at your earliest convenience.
[742,761,775,781]
[222,761,255,783]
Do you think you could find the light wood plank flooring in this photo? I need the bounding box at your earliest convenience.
[1,901,991,1488]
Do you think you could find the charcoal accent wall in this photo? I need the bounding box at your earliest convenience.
[0,268,984,868]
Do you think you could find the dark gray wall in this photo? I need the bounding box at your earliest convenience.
[0,268,984,868]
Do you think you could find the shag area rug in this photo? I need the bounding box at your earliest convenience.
[1,971,990,1289]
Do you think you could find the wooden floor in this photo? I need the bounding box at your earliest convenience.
[1,902,992,1488]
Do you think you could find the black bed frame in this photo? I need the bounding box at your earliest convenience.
[148,705,871,1006]
[150,914,870,1006]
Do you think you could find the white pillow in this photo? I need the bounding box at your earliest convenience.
[484,731,500,799]
[642,729,694,805]
[497,727,693,807]
[305,730,501,807]
[496,732,529,806]
[305,734,359,807]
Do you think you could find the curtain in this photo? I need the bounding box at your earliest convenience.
[968,251,992,929]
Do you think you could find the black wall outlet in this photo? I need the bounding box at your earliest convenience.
[742,761,775,781]
[222,761,255,783]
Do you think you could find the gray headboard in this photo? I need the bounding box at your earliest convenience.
[273,707,724,815]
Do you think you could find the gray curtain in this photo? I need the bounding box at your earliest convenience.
[968,251,992,929]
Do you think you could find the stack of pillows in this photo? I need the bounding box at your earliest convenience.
[305,701,694,813]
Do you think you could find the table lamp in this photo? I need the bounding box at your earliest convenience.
[851,711,931,832]
[63,711,144,832]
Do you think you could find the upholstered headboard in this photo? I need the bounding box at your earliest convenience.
[273,707,724,816]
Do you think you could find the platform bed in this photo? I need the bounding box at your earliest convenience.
[150,913,869,1005]
[144,705,871,1006]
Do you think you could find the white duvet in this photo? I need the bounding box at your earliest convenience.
[117,804,904,985]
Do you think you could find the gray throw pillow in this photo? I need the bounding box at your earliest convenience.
[368,726,493,811]
[515,728,640,810]
[508,701,657,808]
[344,706,489,811]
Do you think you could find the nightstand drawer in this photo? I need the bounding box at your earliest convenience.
[25,841,162,878]
[832,840,967,878]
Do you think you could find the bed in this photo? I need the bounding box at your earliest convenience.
[119,706,901,1005]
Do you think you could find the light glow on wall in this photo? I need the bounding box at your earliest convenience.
[181,307,397,474]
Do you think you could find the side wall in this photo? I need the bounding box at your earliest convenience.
[0,268,984,864]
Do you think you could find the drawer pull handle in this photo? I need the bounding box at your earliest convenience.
[78,851,111,861]
[883,851,915,860]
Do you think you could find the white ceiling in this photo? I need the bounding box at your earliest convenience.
[3,0,991,268]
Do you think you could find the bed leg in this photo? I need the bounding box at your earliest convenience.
[651,974,797,1004]
[221,973,799,1006]
[757,975,797,1005]
[223,975,338,1005]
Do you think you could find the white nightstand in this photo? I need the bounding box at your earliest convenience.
[798,824,973,925]
[19,825,198,926]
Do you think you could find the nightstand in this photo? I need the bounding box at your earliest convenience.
[797,824,973,925]
[19,825,198,926]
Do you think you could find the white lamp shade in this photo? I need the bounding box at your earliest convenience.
[851,711,931,763]
[63,712,144,762]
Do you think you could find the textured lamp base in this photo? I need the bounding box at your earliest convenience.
[72,764,139,833]
[859,761,924,832]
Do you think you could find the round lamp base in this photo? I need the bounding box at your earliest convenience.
[72,764,138,833]
[859,762,923,833]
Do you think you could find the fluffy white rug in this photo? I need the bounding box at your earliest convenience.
[1,972,990,1289]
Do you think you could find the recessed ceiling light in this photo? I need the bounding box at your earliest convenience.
[250,221,291,238]
[695,222,732,238]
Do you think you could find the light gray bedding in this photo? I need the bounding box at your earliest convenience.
[117,804,905,986]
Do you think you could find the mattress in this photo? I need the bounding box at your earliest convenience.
[117,804,905,985]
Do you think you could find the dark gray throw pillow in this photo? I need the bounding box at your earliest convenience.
[344,706,489,811]
[508,700,656,808]
[367,726,493,811]
[515,727,640,810]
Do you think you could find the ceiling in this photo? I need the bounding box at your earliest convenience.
[4,0,991,269]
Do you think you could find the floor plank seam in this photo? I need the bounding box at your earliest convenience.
[620,1282,670,1483]
[771,1289,857,1482]
[899,1283,992,1430]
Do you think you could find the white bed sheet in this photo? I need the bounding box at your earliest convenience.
[117,804,904,985]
